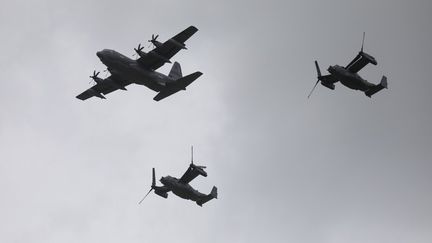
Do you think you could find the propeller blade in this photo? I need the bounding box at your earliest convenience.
[89,70,100,80]
[314,61,321,78]
[191,146,194,164]
[152,168,156,187]
[138,188,153,204]
[307,80,320,99]
[148,34,159,48]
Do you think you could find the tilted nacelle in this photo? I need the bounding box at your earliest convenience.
[191,164,207,177]
[155,189,168,198]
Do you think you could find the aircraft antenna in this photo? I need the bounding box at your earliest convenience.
[361,32,365,53]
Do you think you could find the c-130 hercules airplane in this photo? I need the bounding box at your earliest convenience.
[139,147,218,207]
[308,33,388,98]
[76,26,202,101]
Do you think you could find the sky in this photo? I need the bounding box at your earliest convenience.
[1,0,432,243]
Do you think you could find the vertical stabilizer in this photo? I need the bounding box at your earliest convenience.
[365,76,388,97]
[169,62,182,79]
[196,186,218,207]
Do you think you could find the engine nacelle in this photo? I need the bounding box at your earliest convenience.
[321,81,335,90]
[169,39,187,49]
[137,50,146,58]
[155,190,168,198]
[150,52,171,63]
[191,164,207,177]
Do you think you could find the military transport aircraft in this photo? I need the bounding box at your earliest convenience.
[308,33,388,98]
[139,147,218,207]
[76,26,202,101]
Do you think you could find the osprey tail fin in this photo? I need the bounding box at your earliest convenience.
[196,186,218,207]
[365,76,388,97]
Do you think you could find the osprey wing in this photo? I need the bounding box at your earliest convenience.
[179,163,207,184]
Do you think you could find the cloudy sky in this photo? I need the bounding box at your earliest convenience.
[1,0,432,243]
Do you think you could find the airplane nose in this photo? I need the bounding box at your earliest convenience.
[96,51,102,58]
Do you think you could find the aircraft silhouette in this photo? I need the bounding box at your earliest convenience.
[139,147,218,207]
[77,26,202,101]
[309,33,388,98]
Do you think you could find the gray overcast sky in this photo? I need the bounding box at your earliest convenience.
[1,0,432,243]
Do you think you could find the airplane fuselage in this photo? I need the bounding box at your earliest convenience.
[96,49,176,92]
[160,176,206,201]
[328,65,375,91]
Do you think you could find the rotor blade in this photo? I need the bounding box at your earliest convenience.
[361,32,365,52]
[314,60,321,77]
[191,146,194,164]
[138,188,153,204]
[152,168,156,187]
[307,80,320,99]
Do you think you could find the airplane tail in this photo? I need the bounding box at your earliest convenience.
[168,62,182,79]
[196,186,218,207]
[176,71,202,89]
[153,71,203,101]
[365,75,388,97]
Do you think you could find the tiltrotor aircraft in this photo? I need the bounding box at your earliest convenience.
[139,147,218,207]
[309,33,388,98]
[77,26,202,101]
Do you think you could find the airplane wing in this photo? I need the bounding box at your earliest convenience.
[153,71,202,101]
[179,164,207,184]
[76,75,131,100]
[345,51,377,73]
[138,26,198,70]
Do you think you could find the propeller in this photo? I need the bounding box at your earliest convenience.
[89,70,100,84]
[133,43,145,58]
[148,34,159,48]
[89,70,100,79]
[308,61,321,99]
[138,168,156,204]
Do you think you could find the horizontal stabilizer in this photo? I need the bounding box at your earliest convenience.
[153,71,203,101]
